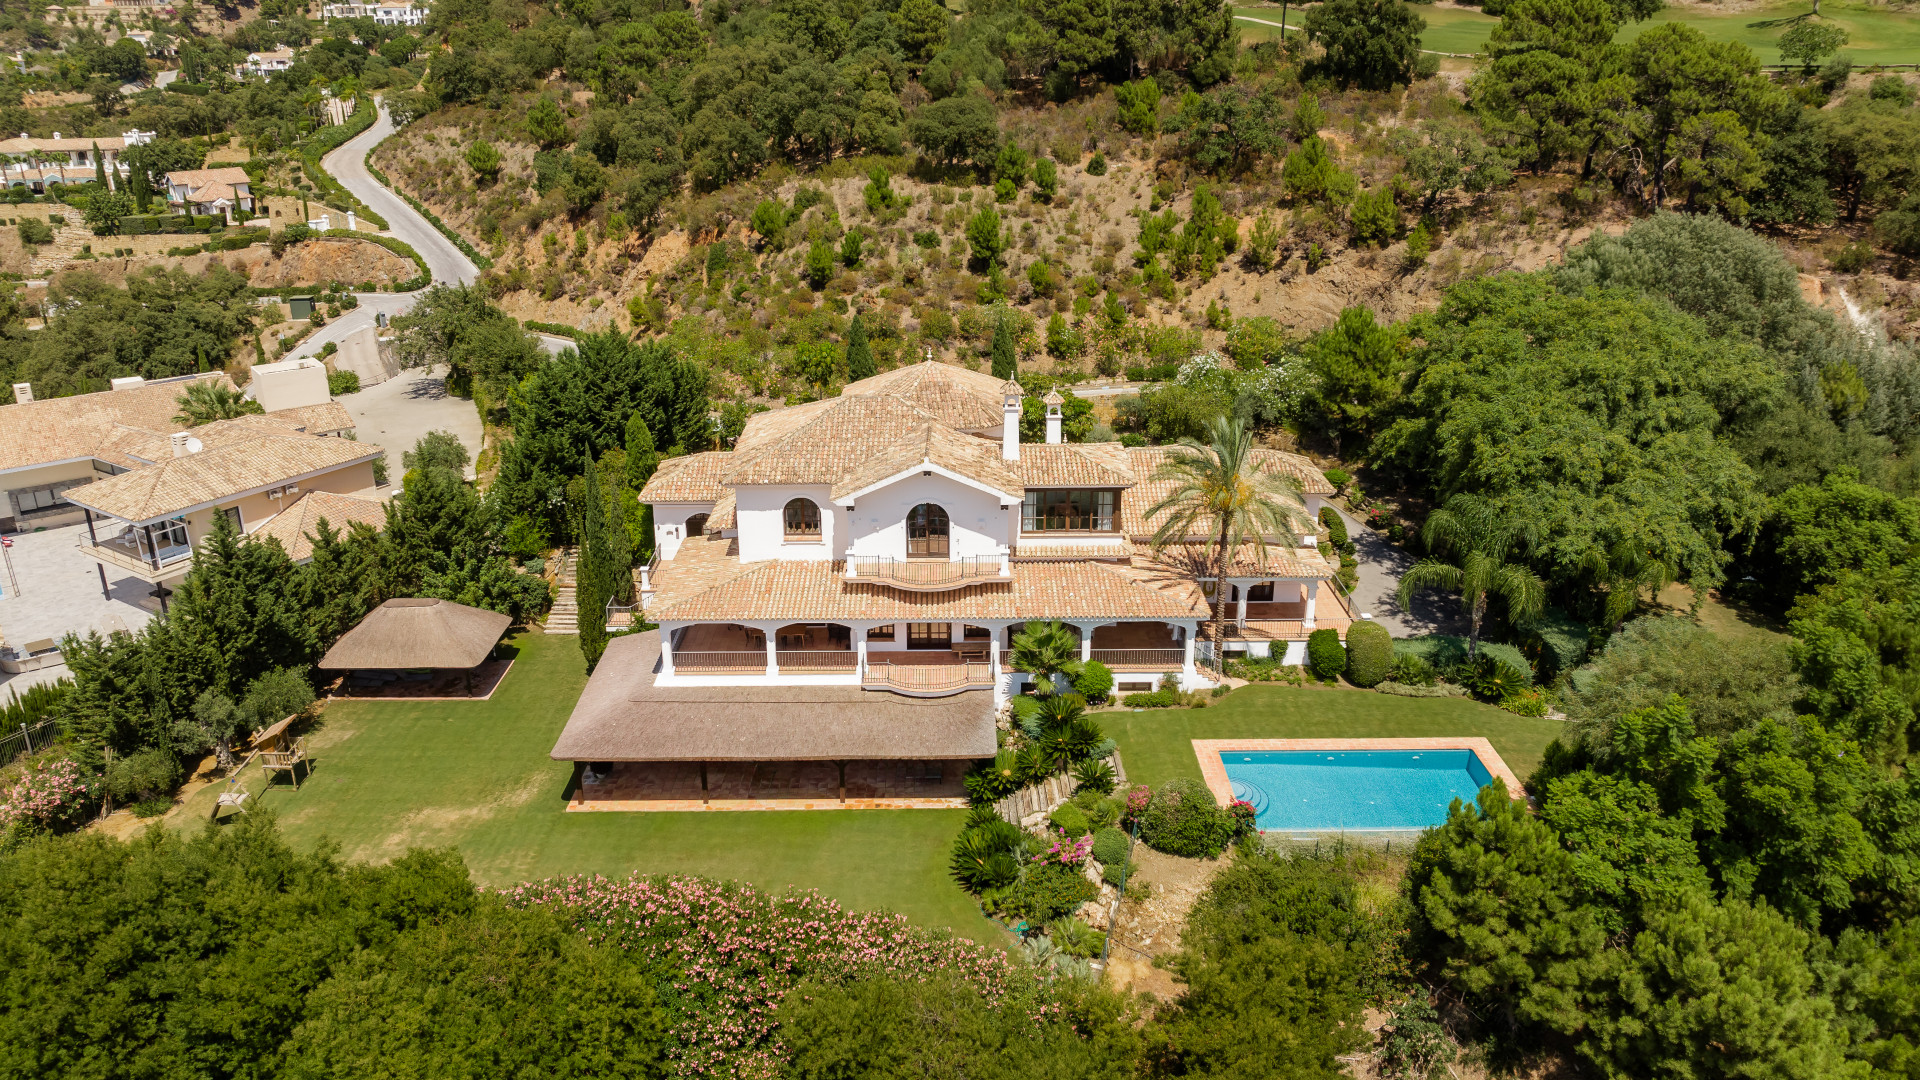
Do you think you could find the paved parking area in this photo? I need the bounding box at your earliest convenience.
[336,364,482,481]
[0,521,158,697]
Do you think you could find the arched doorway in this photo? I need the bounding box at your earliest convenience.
[906,503,949,558]
[684,513,709,538]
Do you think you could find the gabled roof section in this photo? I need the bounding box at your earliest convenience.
[840,359,1009,430]
[64,432,381,523]
[834,421,1023,501]
[249,489,388,561]
[1015,443,1136,488]
[0,372,230,473]
[720,394,943,488]
[639,451,734,503]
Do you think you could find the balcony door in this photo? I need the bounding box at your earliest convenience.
[143,517,190,566]
[907,623,951,649]
[906,503,949,558]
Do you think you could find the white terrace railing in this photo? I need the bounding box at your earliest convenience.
[845,556,1007,591]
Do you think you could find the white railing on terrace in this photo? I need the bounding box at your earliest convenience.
[671,650,767,672]
[775,650,857,672]
[845,555,1006,590]
[863,661,995,693]
[1089,648,1185,669]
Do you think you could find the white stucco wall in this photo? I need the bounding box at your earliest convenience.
[736,484,838,562]
[842,473,1010,562]
[653,502,713,561]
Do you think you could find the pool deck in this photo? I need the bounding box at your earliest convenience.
[1192,738,1528,811]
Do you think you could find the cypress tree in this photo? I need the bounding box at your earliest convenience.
[576,451,611,669]
[605,475,634,606]
[990,314,1016,380]
[624,412,658,561]
[846,312,875,381]
[92,142,106,190]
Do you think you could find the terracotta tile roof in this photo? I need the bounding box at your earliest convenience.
[63,431,382,523]
[263,400,354,435]
[248,489,387,561]
[0,136,130,154]
[840,359,1010,430]
[719,394,1023,498]
[651,557,1207,624]
[731,396,839,455]
[1012,541,1131,560]
[1147,540,1335,580]
[707,490,736,532]
[1120,446,1318,539]
[639,451,734,503]
[648,533,757,610]
[1015,443,1136,488]
[0,373,230,473]
[833,420,1023,500]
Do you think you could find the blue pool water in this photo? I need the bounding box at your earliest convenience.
[1223,750,1495,831]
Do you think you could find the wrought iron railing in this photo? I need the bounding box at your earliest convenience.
[1090,648,1185,669]
[671,650,767,672]
[775,650,857,672]
[846,555,1004,590]
[863,661,995,692]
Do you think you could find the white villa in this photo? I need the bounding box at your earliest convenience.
[163,166,254,217]
[321,0,428,24]
[0,129,155,192]
[550,361,1351,809]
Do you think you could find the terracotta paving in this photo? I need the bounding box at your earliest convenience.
[325,658,514,701]
[1190,737,1527,809]
[568,759,970,812]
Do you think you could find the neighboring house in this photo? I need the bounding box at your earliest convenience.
[322,0,427,24]
[548,361,1348,806]
[162,166,253,217]
[234,49,295,77]
[61,412,383,598]
[0,370,358,535]
[0,129,155,193]
[248,488,387,562]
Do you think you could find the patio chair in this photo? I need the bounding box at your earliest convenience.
[260,737,308,790]
[212,789,249,820]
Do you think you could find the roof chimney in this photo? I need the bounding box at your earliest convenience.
[1043,388,1064,445]
[1001,379,1022,461]
[11,382,30,404]
[109,375,145,391]
[170,431,192,458]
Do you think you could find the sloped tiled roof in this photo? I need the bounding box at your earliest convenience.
[833,421,1023,500]
[63,432,381,523]
[260,400,355,435]
[1149,540,1335,580]
[0,373,229,472]
[1120,446,1323,539]
[1015,443,1136,488]
[639,451,735,503]
[721,394,1024,499]
[839,360,1009,430]
[248,489,388,561]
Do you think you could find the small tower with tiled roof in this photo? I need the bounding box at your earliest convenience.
[1043,388,1065,445]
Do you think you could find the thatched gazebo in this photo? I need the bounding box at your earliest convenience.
[320,598,513,696]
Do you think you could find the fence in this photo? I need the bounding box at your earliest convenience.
[991,750,1128,826]
[0,719,57,769]
[1089,648,1183,669]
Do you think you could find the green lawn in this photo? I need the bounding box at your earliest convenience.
[1105,683,1565,790]
[1236,1,1920,64]
[173,632,1000,944]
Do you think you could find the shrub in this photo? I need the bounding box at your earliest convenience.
[1461,653,1531,703]
[1001,862,1097,923]
[1008,695,1042,728]
[1393,635,1531,684]
[1049,802,1091,837]
[1086,152,1108,176]
[949,820,1022,891]
[104,748,180,806]
[1045,916,1106,958]
[1832,241,1874,274]
[1122,688,1179,708]
[1322,468,1350,491]
[1073,660,1114,702]
[1306,628,1345,678]
[16,219,51,245]
[327,369,361,395]
[1344,620,1393,687]
[1090,827,1130,868]
[1319,506,1350,552]
[1072,758,1116,796]
[1390,651,1437,686]
[1139,778,1237,858]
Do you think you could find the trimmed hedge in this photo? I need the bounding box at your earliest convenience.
[1393,635,1533,686]
[1344,620,1394,688]
[523,320,578,338]
[1090,827,1129,868]
[119,214,223,235]
[363,143,493,270]
[1306,627,1345,678]
[1319,506,1350,552]
[1073,659,1114,702]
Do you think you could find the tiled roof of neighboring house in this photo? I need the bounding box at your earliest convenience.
[0,372,229,473]
[63,430,380,523]
[249,489,387,561]
[839,360,1009,430]
[165,167,250,194]
[550,632,996,762]
[650,556,1207,624]
[259,400,354,435]
[1119,446,1321,539]
[1015,443,1136,488]
[832,420,1023,500]
[638,451,734,503]
[0,136,130,154]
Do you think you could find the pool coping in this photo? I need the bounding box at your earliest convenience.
[1192,738,1528,818]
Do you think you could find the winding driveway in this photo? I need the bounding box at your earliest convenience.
[1331,505,1467,639]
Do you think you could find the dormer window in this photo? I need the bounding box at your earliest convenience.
[1022,489,1116,533]
[783,498,822,541]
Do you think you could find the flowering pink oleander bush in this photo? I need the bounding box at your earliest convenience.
[0,756,95,834]
[1041,831,1095,867]
[503,873,1040,1077]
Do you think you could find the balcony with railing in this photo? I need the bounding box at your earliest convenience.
[845,555,1007,592]
[82,529,192,583]
[863,659,995,696]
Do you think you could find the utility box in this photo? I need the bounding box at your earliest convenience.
[288,296,315,321]
[247,358,331,412]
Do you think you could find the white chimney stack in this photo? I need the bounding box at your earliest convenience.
[170,431,193,458]
[11,382,31,404]
[1043,388,1064,445]
[109,376,145,391]
[1000,379,1022,461]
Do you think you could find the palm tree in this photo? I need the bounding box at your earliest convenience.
[1144,415,1313,673]
[173,382,263,426]
[1396,494,1546,660]
[1584,539,1675,630]
[1009,619,1080,693]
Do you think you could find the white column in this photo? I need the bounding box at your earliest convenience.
[1077,623,1094,665]
[1181,622,1197,674]
[989,629,1006,708]
[856,631,869,679]
[764,624,779,676]
[659,624,678,676]
[1234,583,1248,627]
[1303,582,1319,630]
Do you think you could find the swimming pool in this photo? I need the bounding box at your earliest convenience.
[1222,749,1496,832]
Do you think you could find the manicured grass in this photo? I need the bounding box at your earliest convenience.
[1237,1,1920,64]
[1104,683,1565,790]
[171,632,999,943]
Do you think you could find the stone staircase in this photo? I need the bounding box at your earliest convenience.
[544,549,579,635]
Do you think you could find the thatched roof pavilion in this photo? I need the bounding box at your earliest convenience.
[319,598,512,672]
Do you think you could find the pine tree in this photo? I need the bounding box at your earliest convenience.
[990,315,1015,380]
[576,451,611,669]
[846,312,875,381]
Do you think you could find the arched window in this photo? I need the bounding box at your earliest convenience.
[906,502,949,558]
[784,498,822,540]
[684,513,709,538]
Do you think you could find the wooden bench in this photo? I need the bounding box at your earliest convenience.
[260,737,308,790]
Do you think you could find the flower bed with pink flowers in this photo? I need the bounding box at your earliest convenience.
[0,757,95,834]
[503,873,1053,1077]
